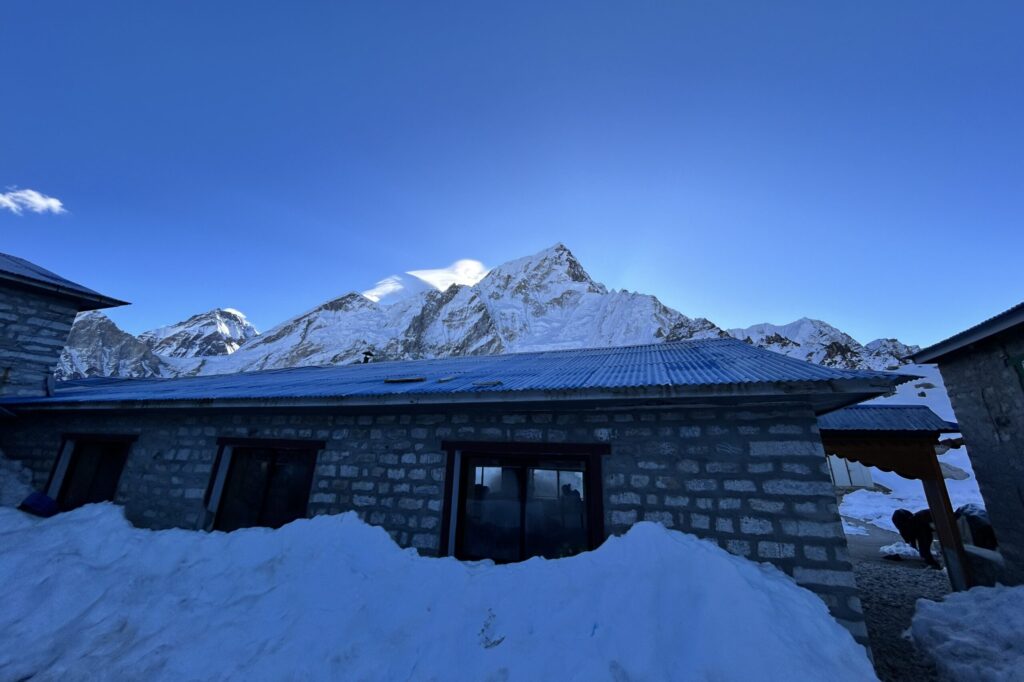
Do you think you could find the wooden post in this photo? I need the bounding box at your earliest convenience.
[919,444,972,591]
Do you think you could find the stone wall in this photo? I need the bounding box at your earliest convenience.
[1,401,867,643]
[938,329,1024,585]
[0,286,78,398]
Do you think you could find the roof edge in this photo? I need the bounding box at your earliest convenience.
[0,376,904,412]
[911,302,1024,364]
[0,271,129,311]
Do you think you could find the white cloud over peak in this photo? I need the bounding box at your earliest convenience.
[0,188,66,215]
[407,259,489,292]
[363,259,489,304]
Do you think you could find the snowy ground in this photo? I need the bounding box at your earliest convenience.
[0,505,876,681]
[842,519,870,536]
[841,365,986,533]
[912,585,1024,681]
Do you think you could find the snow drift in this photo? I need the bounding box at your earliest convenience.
[0,505,875,681]
[912,585,1024,681]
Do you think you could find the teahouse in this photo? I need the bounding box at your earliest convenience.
[1,251,943,646]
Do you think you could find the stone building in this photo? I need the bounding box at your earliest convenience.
[1,320,914,646]
[913,302,1024,584]
[0,252,125,399]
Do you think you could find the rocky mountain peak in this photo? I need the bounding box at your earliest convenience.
[58,312,172,379]
[139,307,259,358]
[318,293,379,313]
[478,243,605,297]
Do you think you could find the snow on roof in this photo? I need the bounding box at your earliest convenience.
[0,252,127,310]
[818,404,958,433]
[2,338,910,410]
[912,300,1024,363]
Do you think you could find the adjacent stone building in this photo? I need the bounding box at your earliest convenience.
[0,252,125,398]
[0,324,912,646]
[913,302,1024,584]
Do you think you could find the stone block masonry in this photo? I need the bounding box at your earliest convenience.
[938,329,1024,585]
[1,402,867,644]
[0,287,78,398]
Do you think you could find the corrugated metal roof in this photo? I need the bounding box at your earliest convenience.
[0,252,127,310]
[1,338,910,408]
[818,405,958,432]
[912,301,1024,363]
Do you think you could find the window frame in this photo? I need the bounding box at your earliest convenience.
[439,441,607,559]
[46,433,138,508]
[204,437,325,532]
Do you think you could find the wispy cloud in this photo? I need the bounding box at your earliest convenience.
[0,188,66,215]
[363,259,489,303]
[407,259,488,292]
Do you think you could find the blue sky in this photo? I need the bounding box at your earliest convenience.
[2,2,1021,346]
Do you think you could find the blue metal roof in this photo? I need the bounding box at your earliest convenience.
[2,338,909,409]
[818,405,958,433]
[0,252,127,310]
[912,300,1024,363]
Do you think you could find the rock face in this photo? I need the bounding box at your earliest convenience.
[56,244,919,379]
[57,312,174,380]
[139,308,258,358]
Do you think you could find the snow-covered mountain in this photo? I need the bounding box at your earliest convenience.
[728,319,920,371]
[57,312,176,380]
[56,243,917,380]
[138,308,259,358]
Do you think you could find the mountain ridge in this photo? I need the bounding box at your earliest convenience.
[56,244,918,380]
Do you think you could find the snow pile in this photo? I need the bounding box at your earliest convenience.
[0,506,876,681]
[912,585,1024,681]
[879,541,922,559]
[0,451,34,507]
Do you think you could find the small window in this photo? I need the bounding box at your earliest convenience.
[49,438,132,511]
[455,453,597,562]
[211,444,318,532]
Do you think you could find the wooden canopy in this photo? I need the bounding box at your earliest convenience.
[820,406,970,591]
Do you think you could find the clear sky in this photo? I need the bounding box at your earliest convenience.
[2,2,1022,346]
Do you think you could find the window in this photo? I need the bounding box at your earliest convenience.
[207,441,321,532]
[441,443,606,563]
[47,437,133,511]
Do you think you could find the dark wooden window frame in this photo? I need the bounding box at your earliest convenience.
[439,441,608,558]
[46,433,138,500]
[204,437,326,531]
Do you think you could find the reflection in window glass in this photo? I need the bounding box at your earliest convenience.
[462,464,521,562]
[525,466,587,559]
[458,457,590,562]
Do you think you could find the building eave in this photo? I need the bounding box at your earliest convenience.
[911,302,1024,364]
[0,376,906,416]
[0,271,129,312]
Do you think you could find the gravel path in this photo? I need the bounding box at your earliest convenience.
[845,520,952,682]
[853,558,950,681]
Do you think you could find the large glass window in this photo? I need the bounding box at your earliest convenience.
[457,455,590,562]
[214,446,317,532]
